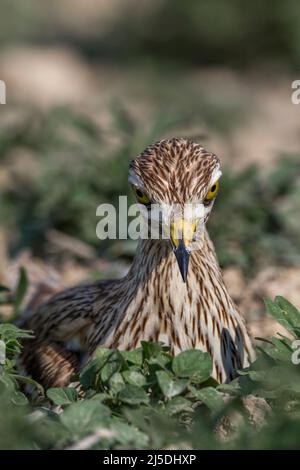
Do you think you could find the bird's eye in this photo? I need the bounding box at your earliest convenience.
[204,180,219,202]
[132,185,151,205]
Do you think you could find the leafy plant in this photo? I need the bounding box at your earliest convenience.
[0,295,299,449]
[210,157,300,272]
[0,270,42,410]
[1,104,299,273]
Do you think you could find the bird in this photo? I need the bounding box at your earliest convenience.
[20,138,255,388]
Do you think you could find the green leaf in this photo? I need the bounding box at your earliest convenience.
[156,370,187,398]
[172,350,212,383]
[266,337,293,362]
[10,374,44,396]
[237,369,266,382]
[107,372,125,394]
[264,298,297,337]
[89,392,111,402]
[122,369,147,387]
[217,379,241,396]
[0,371,16,391]
[141,341,164,359]
[165,396,192,415]
[117,385,149,405]
[110,419,149,448]
[0,324,33,359]
[79,358,99,390]
[13,267,28,317]
[140,341,171,370]
[122,348,143,366]
[80,349,121,390]
[10,390,29,406]
[47,387,78,405]
[148,354,171,368]
[100,350,124,383]
[275,297,300,329]
[60,400,110,436]
[95,348,114,363]
[0,323,33,341]
[190,386,224,412]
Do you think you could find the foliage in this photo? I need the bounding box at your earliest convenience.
[0,106,299,274]
[0,106,193,255]
[1,288,300,449]
[0,271,43,414]
[1,0,300,69]
[210,157,300,272]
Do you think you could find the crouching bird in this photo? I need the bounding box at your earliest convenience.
[20,138,255,388]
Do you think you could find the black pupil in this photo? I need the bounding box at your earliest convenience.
[211,184,216,192]
[136,189,143,198]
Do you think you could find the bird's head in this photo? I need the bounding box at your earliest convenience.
[129,138,221,282]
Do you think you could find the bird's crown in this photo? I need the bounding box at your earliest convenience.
[129,138,221,204]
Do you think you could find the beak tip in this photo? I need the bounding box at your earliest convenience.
[174,239,190,282]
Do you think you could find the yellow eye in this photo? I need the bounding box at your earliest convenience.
[132,185,151,205]
[205,180,219,202]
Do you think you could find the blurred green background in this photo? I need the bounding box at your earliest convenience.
[0,0,300,313]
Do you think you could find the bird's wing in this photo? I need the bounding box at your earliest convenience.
[19,338,80,389]
[22,282,102,341]
[18,282,106,389]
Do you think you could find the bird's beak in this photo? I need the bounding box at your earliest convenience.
[173,238,190,283]
[170,219,197,282]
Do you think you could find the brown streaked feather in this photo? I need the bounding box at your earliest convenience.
[20,138,255,388]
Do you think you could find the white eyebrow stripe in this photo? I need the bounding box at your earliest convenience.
[129,167,222,193]
[128,169,145,189]
[210,169,222,186]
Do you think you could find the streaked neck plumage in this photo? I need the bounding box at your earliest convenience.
[92,230,255,383]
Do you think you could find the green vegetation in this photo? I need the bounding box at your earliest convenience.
[1,107,299,273]
[1,280,300,449]
[1,0,300,69]
[211,157,300,271]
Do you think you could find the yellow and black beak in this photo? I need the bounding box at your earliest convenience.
[170,219,197,283]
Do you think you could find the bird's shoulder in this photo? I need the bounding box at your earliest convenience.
[38,278,119,311]
[20,278,120,330]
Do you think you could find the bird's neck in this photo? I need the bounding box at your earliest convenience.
[125,229,223,292]
[107,228,235,354]
[101,230,254,383]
